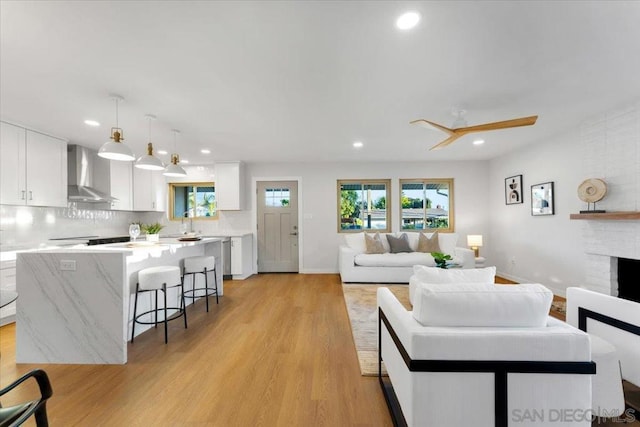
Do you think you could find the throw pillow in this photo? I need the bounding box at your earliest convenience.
[386,233,413,253]
[417,232,441,253]
[364,233,386,254]
[409,265,497,305]
[412,282,553,327]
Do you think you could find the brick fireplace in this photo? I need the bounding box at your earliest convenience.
[580,102,640,296]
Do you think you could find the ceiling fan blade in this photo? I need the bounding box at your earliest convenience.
[410,119,454,135]
[429,134,463,151]
[460,115,538,133]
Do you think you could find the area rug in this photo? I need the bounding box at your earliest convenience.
[342,284,411,376]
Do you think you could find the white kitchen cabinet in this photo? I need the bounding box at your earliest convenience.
[133,167,167,212]
[0,260,17,326]
[231,234,253,279]
[94,158,133,211]
[215,162,245,210]
[0,121,67,207]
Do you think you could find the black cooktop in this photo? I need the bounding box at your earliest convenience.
[87,236,131,246]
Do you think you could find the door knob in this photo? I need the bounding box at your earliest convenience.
[290,232,298,236]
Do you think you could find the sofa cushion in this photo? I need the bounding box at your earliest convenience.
[387,233,413,253]
[355,252,435,267]
[412,283,553,327]
[437,233,457,255]
[413,265,496,283]
[417,232,441,253]
[343,233,367,253]
[365,233,387,254]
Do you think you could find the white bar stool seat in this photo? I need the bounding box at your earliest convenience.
[183,255,219,312]
[131,265,187,344]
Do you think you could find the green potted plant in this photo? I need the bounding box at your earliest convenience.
[431,252,453,269]
[141,222,164,242]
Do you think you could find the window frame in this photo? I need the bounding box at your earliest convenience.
[398,178,454,233]
[168,182,219,221]
[337,179,392,233]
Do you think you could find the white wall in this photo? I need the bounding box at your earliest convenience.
[488,100,640,296]
[246,161,490,273]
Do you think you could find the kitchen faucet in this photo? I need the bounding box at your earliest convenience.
[182,211,193,233]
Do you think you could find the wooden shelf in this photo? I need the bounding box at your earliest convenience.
[570,211,640,220]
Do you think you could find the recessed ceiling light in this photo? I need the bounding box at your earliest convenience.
[200,149,211,154]
[181,159,189,164]
[473,139,485,146]
[396,12,420,30]
[353,141,364,148]
[157,150,168,155]
[84,119,100,127]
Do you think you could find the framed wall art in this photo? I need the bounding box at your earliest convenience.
[505,175,523,205]
[531,182,554,216]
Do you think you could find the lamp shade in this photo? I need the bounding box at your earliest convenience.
[135,143,164,170]
[98,139,135,161]
[467,235,483,247]
[163,163,187,177]
[163,154,187,177]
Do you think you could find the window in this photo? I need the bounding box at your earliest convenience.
[169,182,218,220]
[337,179,391,233]
[399,179,454,232]
[264,188,290,207]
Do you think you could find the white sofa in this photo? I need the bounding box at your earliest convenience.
[339,232,475,283]
[378,284,595,427]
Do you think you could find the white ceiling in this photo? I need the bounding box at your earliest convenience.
[1,1,639,164]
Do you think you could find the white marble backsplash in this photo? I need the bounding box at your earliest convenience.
[0,203,161,250]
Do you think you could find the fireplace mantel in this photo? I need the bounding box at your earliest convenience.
[570,211,640,220]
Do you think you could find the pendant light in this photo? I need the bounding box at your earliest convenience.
[135,114,165,170]
[98,95,135,161]
[163,129,187,177]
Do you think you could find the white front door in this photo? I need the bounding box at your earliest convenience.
[257,181,299,273]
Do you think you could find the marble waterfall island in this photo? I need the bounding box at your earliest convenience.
[16,238,223,364]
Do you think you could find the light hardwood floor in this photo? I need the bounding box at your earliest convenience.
[0,274,392,426]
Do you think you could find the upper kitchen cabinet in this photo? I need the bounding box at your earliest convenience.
[0,121,67,207]
[93,157,133,211]
[133,167,166,212]
[215,162,245,211]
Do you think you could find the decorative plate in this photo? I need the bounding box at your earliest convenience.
[577,178,607,203]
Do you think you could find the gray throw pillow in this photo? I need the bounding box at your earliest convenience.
[386,233,413,253]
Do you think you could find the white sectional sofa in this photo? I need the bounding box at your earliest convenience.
[339,232,475,283]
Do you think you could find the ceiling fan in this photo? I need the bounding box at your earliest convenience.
[410,109,538,150]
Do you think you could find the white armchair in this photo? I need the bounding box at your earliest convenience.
[378,284,595,427]
[566,287,640,417]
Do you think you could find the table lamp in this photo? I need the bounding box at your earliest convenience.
[467,235,483,257]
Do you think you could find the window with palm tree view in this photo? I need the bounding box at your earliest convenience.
[399,178,454,232]
[169,182,218,220]
[338,179,391,232]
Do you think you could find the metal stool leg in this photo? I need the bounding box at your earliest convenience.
[181,277,188,329]
[131,283,139,342]
[154,289,158,329]
[163,284,168,344]
[204,269,210,312]
[213,267,219,304]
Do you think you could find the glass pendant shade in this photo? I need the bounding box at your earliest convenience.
[163,154,187,177]
[135,143,165,170]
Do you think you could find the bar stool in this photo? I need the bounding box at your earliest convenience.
[183,255,219,312]
[131,266,187,344]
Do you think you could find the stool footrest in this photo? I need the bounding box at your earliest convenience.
[183,288,218,298]
[134,308,186,325]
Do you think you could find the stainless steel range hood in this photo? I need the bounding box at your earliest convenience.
[67,145,118,203]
